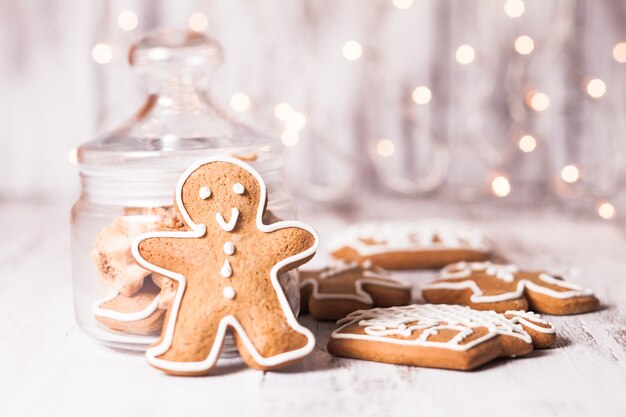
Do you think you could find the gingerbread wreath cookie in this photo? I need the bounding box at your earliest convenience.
[132,156,319,376]
[300,261,412,320]
[328,304,556,371]
[422,262,599,314]
[329,221,490,270]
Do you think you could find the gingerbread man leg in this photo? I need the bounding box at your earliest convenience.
[232,297,313,371]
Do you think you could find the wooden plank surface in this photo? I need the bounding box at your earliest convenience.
[1,200,625,417]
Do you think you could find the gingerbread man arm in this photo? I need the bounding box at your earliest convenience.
[132,229,205,277]
[263,221,319,273]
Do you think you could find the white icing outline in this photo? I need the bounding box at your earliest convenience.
[331,304,555,350]
[300,262,411,304]
[328,221,490,257]
[424,262,595,303]
[92,291,161,322]
[215,208,239,232]
[504,310,557,334]
[132,156,319,374]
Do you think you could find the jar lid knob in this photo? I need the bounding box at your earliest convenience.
[129,29,223,86]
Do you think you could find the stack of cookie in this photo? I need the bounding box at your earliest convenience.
[306,220,599,371]
[91,206,184,334]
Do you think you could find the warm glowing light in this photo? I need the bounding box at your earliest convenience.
[285,112,306,132]
[613,42,626,63]
[393,0,414,10]
[274,102,293,121]
[514,35,534,55]
[188,12,208,32]
[412,86,432,105]
[586,78,606,98]
[504,0,525,18]
[561,165,580,183]
[92,43,113,64]
[343,41,363,61]
[230,93,250,112]
[529,91,550,111]
[597,202,616,220]
[281,130,299,147]
[117,10,138,31]
[67,148,78,165]
[455,44,475,65]
[491,175,511,197]
[376,139,396,157]
[518,135,537,152]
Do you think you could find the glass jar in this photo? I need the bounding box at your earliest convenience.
[71,30,298,352]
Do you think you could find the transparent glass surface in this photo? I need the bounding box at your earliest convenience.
[71,29,298,352]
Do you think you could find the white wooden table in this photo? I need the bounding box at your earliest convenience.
[1,199,626,417]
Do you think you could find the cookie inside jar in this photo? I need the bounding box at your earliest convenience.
[91,206,184,336]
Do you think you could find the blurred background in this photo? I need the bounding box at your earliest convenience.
[1,0,625,224]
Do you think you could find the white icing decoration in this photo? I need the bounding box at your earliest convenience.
[441,261,518,282]
[199,186,211,200]
[328,221,490,256]
[301,261,411,304]
[223,286,236,300]
[131,156,319,374]
[223,241,235,255]
[92,291,160,322]
[232,183,245,195]
[220,260,232,278]
[424,262,595,303]
[331,304,556,350]
[504,310,557,334]
[215,208,239,232]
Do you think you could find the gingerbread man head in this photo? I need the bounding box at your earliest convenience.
[177,159,265,233]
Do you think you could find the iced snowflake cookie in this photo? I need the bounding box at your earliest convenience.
[93,277,166,334]
[328,304,556,371]
[300,261,412,320]
[329,221,490,270]
[422,262,599,314]
[132,157,319,376]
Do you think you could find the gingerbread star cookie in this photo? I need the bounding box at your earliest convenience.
[328,304,556,371]
[132,157,319,376]
[422,262,599,314]
[300,261,412,320]
[329,221,490,270]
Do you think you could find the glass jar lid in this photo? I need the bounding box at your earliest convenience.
[77,29,283,206]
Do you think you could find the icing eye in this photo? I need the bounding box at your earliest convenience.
[199,186,212,199]
[232,183,245,195]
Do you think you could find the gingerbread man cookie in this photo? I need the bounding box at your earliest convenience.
[300,261,412,320]
[132,157,319,375]
[422,262,599,314]
[329,221,490,270]
[328,304,556,371]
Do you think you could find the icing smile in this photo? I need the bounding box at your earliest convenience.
[215,208,239,232]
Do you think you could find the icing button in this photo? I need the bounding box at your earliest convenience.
[223,286,236,300]
[223,241,235,255]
